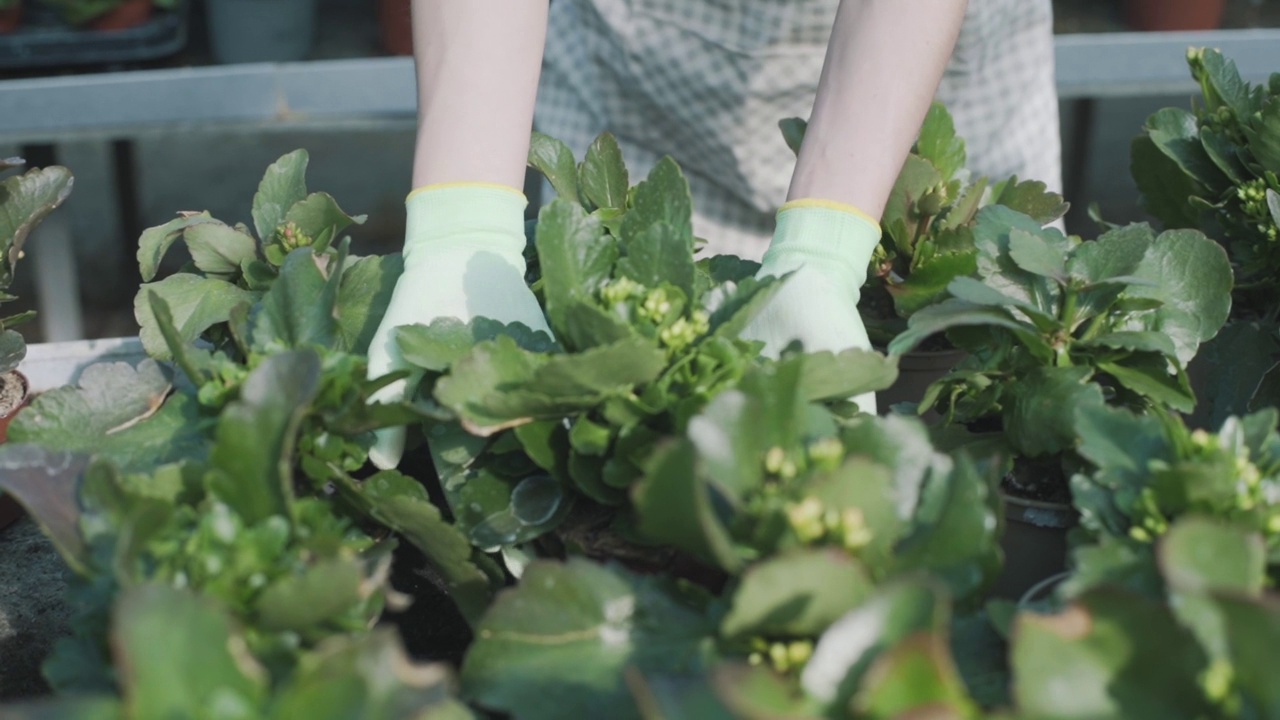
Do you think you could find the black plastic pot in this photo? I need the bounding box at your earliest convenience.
[205,0,315,64]
[876,348,966,418]
[991,493,1077,601]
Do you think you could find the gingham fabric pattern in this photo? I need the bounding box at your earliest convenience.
[535,0,1060,260]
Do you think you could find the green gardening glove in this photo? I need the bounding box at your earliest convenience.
[742,199,881,413]
[365,183,553,468]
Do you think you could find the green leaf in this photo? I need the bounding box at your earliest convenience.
[779,117,807,156]
[579,133,629,211]
[284,192,365,242]
[1007,228,1067,282]
[461,559,717,720]
[256,557,368,632]
[272,631,475,720]
[971,205,1071,313]
[792,348,899,402]
[252,150,310,241]
[1011,590,1213,719]
[337,469,498,626]
[0,327,25,373]
[720,549,873,639]
[0,696,121,719]
[1097,357,1195,412]
[253,248,339,351]
[1143,107,1229,190]
[944,275,1057,330]
[708,276,783,339]
[147,291,213,388]
[1245,94,1280,175]
[1005,367,1105,457]
[0,165,74,289]
[1157,516,1266,596]
[209,349,321,524]
[633,439,742,572]
[1195,48,1257,118]
[1124,228,1233,365]
[1067,222,1153,284]
[1200,126,1250,184]
[535,199,620,346]
[617,223,696,302]
[9,361,210,473]
[620,157,693,250]
[528,132,580,203]
[914,103,965,180]
[435,337,666,436]
[1187,321,1280,430]
[114,585,267,719]
[882,156,943,249]
[134,274,255,359]
[184,222,258,276]
[1212,594,1280,714]
[886,250,977,318]
[136,212,215,282]
[886,299,1048,359]
[801,581,948,707]
[891,452,1001,601]
[397,317,557,373]
[0,446,91,570]
[993,178,1069,225]
[1130,135,1203,229]
[335,252,403,355]
[852,631,977,719]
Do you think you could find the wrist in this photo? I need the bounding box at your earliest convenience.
[761,201,881,288]
[403,183,529,262]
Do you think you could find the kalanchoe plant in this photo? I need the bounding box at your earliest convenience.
[1132,47,1280,321]
[1011,516,1280,719]
[0,157,74,374]
[3,584,473,720]
[888,206,1232,500]
[0,352,398,693]
[1066,404,1280,598]
[395,134,899,563]
[781,104,1069,346]
[457,367,1003,719]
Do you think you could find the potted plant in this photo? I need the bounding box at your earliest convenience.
[1124,0,1227,32]
[391,132,896,575]
[204,0,317,64]
[0,158,73,533]
[37,0,177,31]
[1132,48,1280,427]
[377,0,410,56]
[0,0,22,33]
[781,104,1068,414]
[888,205,1233,598]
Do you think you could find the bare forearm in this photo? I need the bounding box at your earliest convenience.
[788,0,967,217]
[410,1,549,188]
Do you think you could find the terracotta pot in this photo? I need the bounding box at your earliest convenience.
[990,493,1077,601]
[0,2,21,34]
[876,348,967,417]
[0,370,29,533]
[90,0,153,32]
[1124,0,1226,31]
[378,0,412,56]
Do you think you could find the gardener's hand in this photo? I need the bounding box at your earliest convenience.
[742,200,881,412]
[365,183,552,469]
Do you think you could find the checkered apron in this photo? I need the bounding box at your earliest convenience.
[535,0,1060,260]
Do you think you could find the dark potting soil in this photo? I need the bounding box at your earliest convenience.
[0,372,26,417]
[1001,454,1072,505]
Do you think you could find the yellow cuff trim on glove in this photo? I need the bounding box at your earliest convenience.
[406,181,526,202]
[779,198,880,230]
